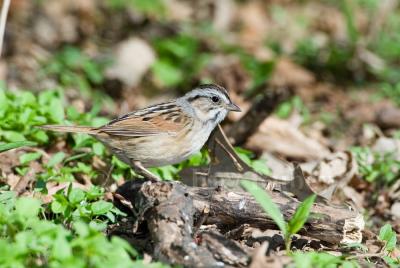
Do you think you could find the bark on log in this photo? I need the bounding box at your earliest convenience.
[113,180,364,266]
[190,185,364,245]
[114,180,249,267]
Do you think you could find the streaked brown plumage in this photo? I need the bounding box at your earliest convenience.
[40,84,241,180]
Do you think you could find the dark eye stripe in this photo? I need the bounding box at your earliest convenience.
[198,84,230,101]
[187,95,202,102]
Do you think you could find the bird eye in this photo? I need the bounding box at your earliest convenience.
[211,96,220,103]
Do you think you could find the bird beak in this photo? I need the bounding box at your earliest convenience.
[227,102,241,112]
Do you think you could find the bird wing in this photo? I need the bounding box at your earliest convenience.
[97,105,191,137]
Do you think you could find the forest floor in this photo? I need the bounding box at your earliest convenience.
[0,1,400,267]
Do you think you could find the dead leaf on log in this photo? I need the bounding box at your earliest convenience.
[246,117,330,161]
[300,151,358,203]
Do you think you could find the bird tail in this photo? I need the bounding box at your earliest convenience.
[39,125,97,134]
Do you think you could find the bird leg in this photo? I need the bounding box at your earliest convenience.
[131,160,161,181]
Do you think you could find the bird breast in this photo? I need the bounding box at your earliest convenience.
[114,120,214,167]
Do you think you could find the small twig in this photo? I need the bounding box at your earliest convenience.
[345,253,384,260]
[113,193,137,216]
[214,138,244,171]
[101,164,115,188]
[193,205,210,235]
[0,0,10,57]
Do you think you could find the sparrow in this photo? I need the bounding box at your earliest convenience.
[41,84,241,180]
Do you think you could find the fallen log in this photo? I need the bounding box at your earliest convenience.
[114,180,249,267]
[113,180,364,266]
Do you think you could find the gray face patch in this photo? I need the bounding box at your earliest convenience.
[184,85,231,108]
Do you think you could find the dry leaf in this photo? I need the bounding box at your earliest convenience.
[247,117,330,160]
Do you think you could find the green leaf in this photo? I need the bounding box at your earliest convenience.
[276,101,293,119]
[105,211,115,223]
[31,130,49,143]
[251,160,271,176]
[293,252,348,268]
[91,117,109,127]
[0,141,37,153]
[0,88,8,112]
[51,200,67,214]
[83,61,103,84]
[49,98,65,123]
[152,61,183,87]
[379,224,394,241]
[91,200,113,215]
[52,234,72,260]
[2,131,27,142]
[19,152,42,165]
[241,180,287,235]
[383,256,400,267]
[111,236,138,257]
[15,197,41,218]
[89,220,107,231]
[288,194,316,235]
[379,224,397,251]
[18,91,36,106]
[85,186,104,201]
[47,152,66,167]
[92,142,105,156]
[0,190,16,210]
[68,188,85,205]
[73,221,89,237]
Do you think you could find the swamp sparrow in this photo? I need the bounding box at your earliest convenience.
[41,84,241,180]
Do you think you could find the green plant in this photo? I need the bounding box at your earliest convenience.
[151,34,211,88]
[42,46,112,105]
[0,87,200,183]
[379,224,397,253]
[106,0,166,18]
[0,88,112,183]
[293,35,359,82]
[352,147,400,185]
[369,13,400,84]
[0,87,64,144]
[378,224,400,267]
[291,252,360,268]
[0,141,37,153]
[241,180,316,253]
[380,83,400,107]
[49,184,125,230]
[237,51,275,91]
[0,192,143,268]
[275,96,311,123]
[235,147,271,176]
[223,46,274,93]
[290,0,400,85]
